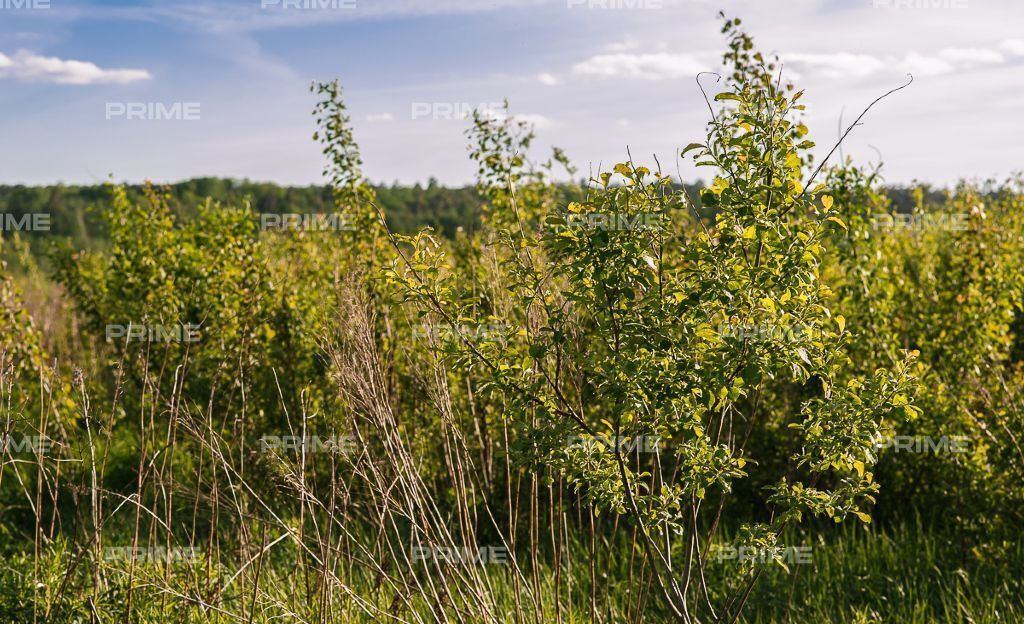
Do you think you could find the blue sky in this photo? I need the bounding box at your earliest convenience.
[1,0,1022,187]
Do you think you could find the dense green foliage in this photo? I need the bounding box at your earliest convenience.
[0,178,483,251]
[1,15,1022,624]
[0,178,945,261]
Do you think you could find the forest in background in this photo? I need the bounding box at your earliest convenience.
[0,178,949,253]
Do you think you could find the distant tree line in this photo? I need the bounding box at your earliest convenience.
[0,177,947,253]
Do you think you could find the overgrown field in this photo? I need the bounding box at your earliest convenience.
[1,17,1023,623]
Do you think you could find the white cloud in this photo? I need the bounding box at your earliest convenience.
[365,113,394,122]
[481,107,557,128]
[102,0,553,34]
[478,108,556,129]
[785,47,1009,80]
[0,50,151,84]
[573,45,995,85]
[938,47,1004,66]
[896,52,955,76]
[572,52,707,80]
[513,113,556,129]
[785,53,886,79]
[604,37,640,53]
[573,46,1008,83]
[537,72,561,86]
[1001,39,1024,56]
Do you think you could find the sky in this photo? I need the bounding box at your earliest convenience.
[1,0,1022,188]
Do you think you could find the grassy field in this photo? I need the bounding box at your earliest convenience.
[3,520,1020,622]
[2,14,1023,624]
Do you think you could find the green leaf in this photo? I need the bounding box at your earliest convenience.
[853,460,865,477]
[681,143,704,156]
[826,215,848,230]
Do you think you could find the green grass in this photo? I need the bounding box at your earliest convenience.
[4,519,1020,623]
[738,520,1024,623]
